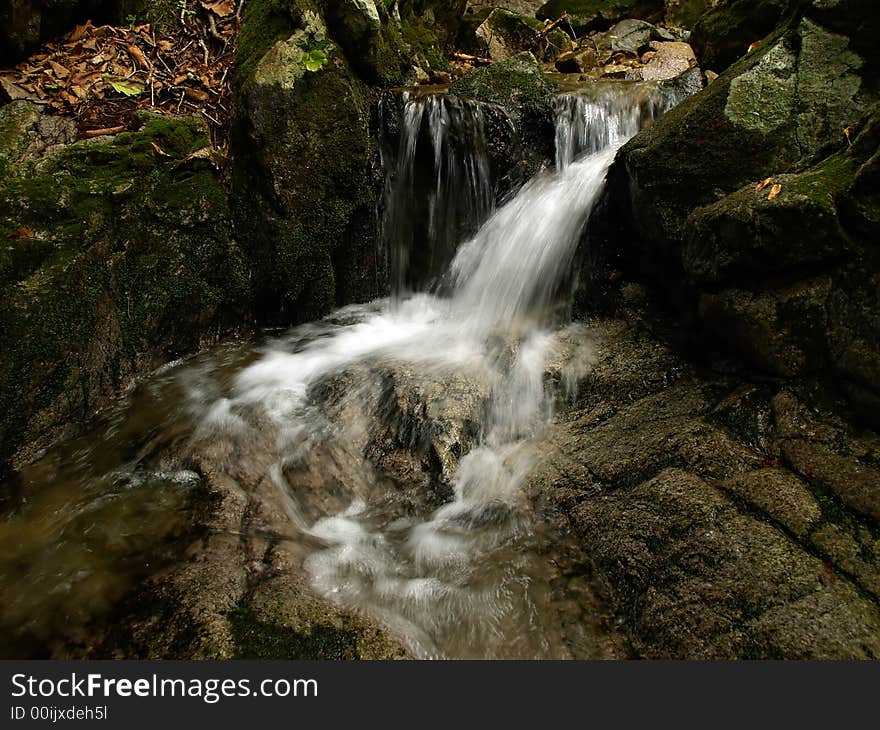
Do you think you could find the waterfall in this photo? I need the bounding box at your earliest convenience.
[380,92,500,295]
[221,81,690,657]
[4,79,694,659]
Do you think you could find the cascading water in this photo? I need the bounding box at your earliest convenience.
[0,80,692,659]
[380,92,500,294]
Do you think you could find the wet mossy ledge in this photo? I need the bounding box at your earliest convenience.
[0,108,249,478]
[230,0,462,325]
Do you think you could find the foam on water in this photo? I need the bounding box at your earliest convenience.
[0,81,692,658]
[182,83,682,657]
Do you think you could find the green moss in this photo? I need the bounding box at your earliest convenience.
[451,51,557,110]
[235,0,309,91]
[0,116,249,478]
[229,607,360,659]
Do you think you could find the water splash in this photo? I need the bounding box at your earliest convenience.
[0,79,695,659]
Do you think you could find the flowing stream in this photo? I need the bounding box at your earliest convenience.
[0,81,687,659]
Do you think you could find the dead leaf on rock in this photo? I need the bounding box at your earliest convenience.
[767,184,782,201]
[756,177,774,192]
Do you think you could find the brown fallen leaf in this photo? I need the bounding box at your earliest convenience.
[844,126,853,146]
[8,227,35,238]
[755,177,774,192]
[151,141,170,156]
[608,270,624,284]
[48,60,69,78]
[67,24,90,43]
[202,0,235,16]
[183,87,209,102]
[767,183,782,200]
[127,44,150,69]
[0,77,44,102]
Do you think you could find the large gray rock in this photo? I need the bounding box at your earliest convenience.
[587,6,880,411]
[528,315,880,658]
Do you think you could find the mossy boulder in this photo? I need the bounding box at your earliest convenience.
[451,52,558,171]
[586,5,880,413]
[691,0,794,72]
[232,0,459,324]
[536,0,665,34]
[475,8,570,62]
[232,1,377,323]
[0,109,249,478]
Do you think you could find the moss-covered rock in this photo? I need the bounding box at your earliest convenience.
[584,6,879,412]
[232,1,375,323]
[0,111,249,478]
[475,8,570,62]
[232,0,461,324]
[451,52,558,172]
[691,0,794,72]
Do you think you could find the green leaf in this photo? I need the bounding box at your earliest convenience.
[301,50,328,73]
[108,79,144,96]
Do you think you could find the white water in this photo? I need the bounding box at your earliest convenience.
[193,83,687,657]
[381,93,498,294]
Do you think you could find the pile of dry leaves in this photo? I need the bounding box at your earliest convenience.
[0,0,241,143]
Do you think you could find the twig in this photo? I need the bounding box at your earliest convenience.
[207,14,224,43]
[82,125,125,138]
[536,13,569,40]
[450,51,491,65]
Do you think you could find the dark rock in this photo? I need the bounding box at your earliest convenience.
[536,0,665,35]
[555,47,599,73]
[0,111,249,478]
[529,317,880,658]
[691,0,794,72]
[451,52,558,168]
[664,0,710,29]
[606,18,656,53]
[475,8,571,62]
[587,8,879,404]
[0,0,113,66]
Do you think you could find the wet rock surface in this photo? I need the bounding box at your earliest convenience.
[0,106,248,480]
[528,300,880,658]
[588,1,880,419]
[87,300,880,659]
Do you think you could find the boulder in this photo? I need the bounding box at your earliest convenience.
[606,18,657,53]
[232,0,454,324]
[528,317,880,658]
[555,47,600,73]
[588,5,880,413]
[450,52,558,169]
[691,0,793,72]
[0,109,249,478]
[636,40,697,80]
[475,8,571,62]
